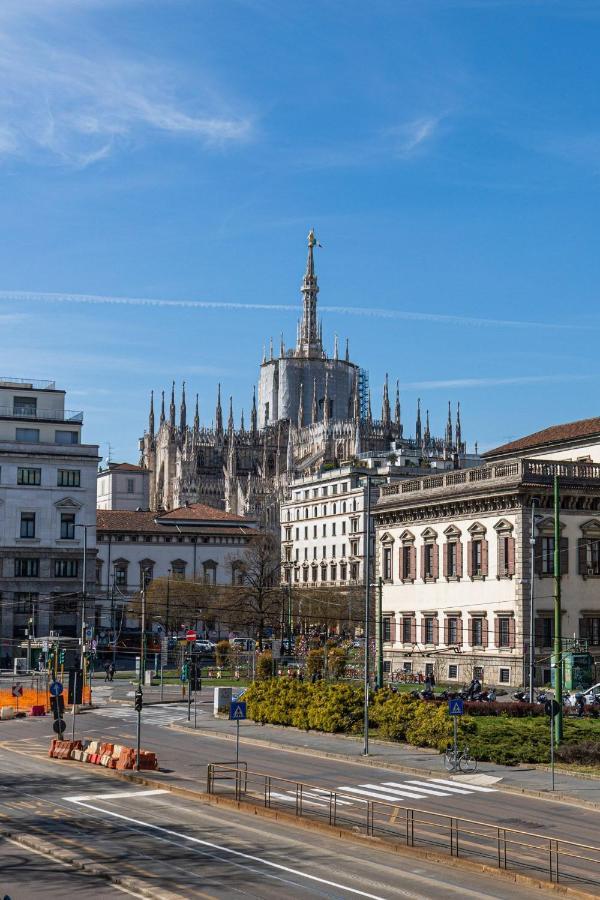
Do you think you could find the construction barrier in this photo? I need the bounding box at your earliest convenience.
[0,685,91,715]
[49,737,158,771]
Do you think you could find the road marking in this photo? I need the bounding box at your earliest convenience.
[404,780,473,795]
[270,791,329,809]
[430,778,497,793]
[338,785,425,802]
[359,783,429,800]
[65,798,387,899]
[63,789,168,802]
[382,781,452,797]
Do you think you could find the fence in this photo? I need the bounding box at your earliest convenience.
[207,763,600,891]
[0,673,91,712]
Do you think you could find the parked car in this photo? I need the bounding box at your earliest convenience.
[565,682,600,707]
[193,640,215,653]
[231,638,256,652]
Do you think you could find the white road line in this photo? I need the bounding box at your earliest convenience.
[309,789,354,806]
[337,785,425,802]
[358,783,428,800]
[431,778,497,793]
[65,798,387,899]
[63,789,168,802]
[382,781,452,797]
[404,780,473,796]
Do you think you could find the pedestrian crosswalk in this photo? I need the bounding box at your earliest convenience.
[267,776,497,811]
[94,704,192,727]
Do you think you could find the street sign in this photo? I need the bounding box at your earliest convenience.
[186,630,197,642]
[11,683,23,698]
[545,699,560,718]
[448,698,464,716]
[85,626,93,640]
[49,681,63,697]
[53,718,66,735]
[229,701,247,721]
[42,640,49,653]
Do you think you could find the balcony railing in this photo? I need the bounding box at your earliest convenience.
[0,406,83,423]
[378,457,600,503]
[0,377,56,390]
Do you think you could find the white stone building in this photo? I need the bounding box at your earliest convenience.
[97,462,150,510]
[374,443,600,688]
[0,377,99,658]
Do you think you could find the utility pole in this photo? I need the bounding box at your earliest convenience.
[140,570,147,686]
[363,475,371,756]
[110,578,117,667]
[529,499,539,701]
[376,576,383,690]
[81,524,87,683]
[553,475,563,744]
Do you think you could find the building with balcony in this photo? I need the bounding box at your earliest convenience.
[374,456,600,687]
[0,378,99,659]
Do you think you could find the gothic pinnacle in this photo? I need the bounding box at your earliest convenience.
[215,383,223,436]
[298,381,304,429]
[345,338,350,363]
[394,380,401,431]
[160,390,165,426]
[311,377,318,424]
[179,381,187,432]
[148,390,155,437]
[169,381,176,428]
[228,396,234,434]
[194,394,200,433]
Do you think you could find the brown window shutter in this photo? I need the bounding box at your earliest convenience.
[409,545,416,581]
[420,545,425,581]
[433,617,439,645]
[457,617,463,646]
[498,535,506,576]
[442,541,448,578]
[534,537,543,576]
[399,548,404,579]
[482,618,489,648]
[560,537,569,575]
[456,540,463,578]
[411,616,416,643]
[507,536,515,575]
[482,539,489,576]
[467,541,473,577]
[443,618,449,645]
[578,539,588,575]
[509,617,516,649]
[433,543,439,579]
[494,616,500,648]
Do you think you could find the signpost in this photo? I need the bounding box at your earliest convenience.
[134,687,143,772]
[448,698,464,771]
[49,681,65,737]
[11,683,23,713]
[229,700,246,767]
[186,630,197,643]
[545,698,560,791]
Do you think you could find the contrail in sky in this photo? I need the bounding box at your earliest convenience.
[0,289,590,331]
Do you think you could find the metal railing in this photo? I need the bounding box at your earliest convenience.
[0,406,83,422]
[0,377,56,390]
[207,763,600,890]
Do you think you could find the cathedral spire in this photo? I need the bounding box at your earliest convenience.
[148,390,155,437]
[280,333,285,358]
[424,409,431,447]
[160,390,165,426]
[415,398,422,444]
[169,381,176,429]
[445,401,453,447]
[311,377,318,424]
[215,383,223,437]
[228,396,234,434]
[297,381,304,429]
[269,336,274,361]
[250,386,257,438]
[334,333,339,360]
[262,343,266,365]
[455,402,462,449]
[381,373,391,428]
[323,372,330,427]
[296,229,323,358]
[179,381,187,432]
[345,338,350,363]
[194,394,200,434]
[240,408,245,433]
[394,380,401,434]
[286,426,294,476]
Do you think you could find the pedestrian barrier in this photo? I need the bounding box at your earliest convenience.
[48,737,157,770]
[0,685,91,714]
[207,763,600,891]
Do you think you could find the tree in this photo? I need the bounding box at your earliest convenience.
[131,576,216,634]
[222,533,283,649]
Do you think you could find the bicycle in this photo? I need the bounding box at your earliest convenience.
[444,745,478,773]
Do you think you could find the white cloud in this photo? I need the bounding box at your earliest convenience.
[0,2,252,167]
[402,374,593,390]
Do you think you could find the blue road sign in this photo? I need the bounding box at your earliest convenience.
[448,698,464,716]
[49,681,63,697]
[229,701,247,721]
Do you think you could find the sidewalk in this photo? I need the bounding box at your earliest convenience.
[173,713,600,808]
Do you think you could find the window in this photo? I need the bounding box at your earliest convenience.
[471,617,484,646]
[499,668,510,684]
[497,616,511,648]
[55,559,79,578]
[13,396,37,416]
[58,469,80,487]
[294,568,300,582]
[401,544,413,580]
[322,546,326,559]
[303,567,308,582]
[447,616,459,644]
[332,485,337,495]
[55,430,78,444]
[322,524,326,537]
[311,565,318,582]
[60,513,75,540]
[350,540,359,556]
[332,522,336,536]
[313,525,317,538]
[383,617,391,642]
[340,563,347,581]
[16,427,40,443]
[313,506,318,516]
[320,564,327,582]
[332,545,336,558]
[474,666,484,681]
[322,486,328,497]
[541,537,554,575]
[423,663,432,677]
[471,540,482,576]
[304,548,308,561]
[322,504,327,516]
[295,528,299,540]
[448,664,458,680]
[579,537,600,576]
[20,512,35,538]
[15,558,39,577]
[424,544,434,578]
[17,467,41,485]
[402,617,412,643]
[115,565,127,587]
[424,616,434,644]
[351,518,358,533]
[285,527,291,541]
[537,617,554,647]
[304,508,308,519]
[580,617,600,645]
[313,547,317,560]
[295,549,299,562]
[330,563,337,581]
[496,523,515,577]
[264,401,269,423]
[284,546,291,562]
[350,562,359,581]
[447,542,456,577]
[341,544,346,557]
[304,526,308,539]
[284,568,291,584]
[127,478,135,493]
[342,521,346,535]
[383,547,392,580]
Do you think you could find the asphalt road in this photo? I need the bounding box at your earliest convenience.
[0,745,555,900]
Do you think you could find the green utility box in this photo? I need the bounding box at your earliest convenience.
[551,652,594,691]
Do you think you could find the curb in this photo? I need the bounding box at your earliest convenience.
[169,722,600,811]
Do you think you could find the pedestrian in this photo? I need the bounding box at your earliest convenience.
[575,693,586,718]
[108,662,115,682]
[104,662,110,683]
[424,675,432,692]
[430,673,436,688]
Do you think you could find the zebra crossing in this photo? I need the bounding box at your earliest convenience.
[269,777,497,810]
[94,704,192,727]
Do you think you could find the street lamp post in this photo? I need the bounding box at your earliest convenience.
[74,524,94,687]
[363,475,371,756]
[529,499,539,701]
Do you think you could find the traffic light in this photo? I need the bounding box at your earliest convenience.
[190,664,201,692]
[181,661,189,682]
[58,649,65,665]
[134,688,143,712]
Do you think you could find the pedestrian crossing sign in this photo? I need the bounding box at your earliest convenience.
[448,698,464,716]
[229,701,247,721]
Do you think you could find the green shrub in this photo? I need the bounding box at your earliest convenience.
[215,640,230,668]
[256,651,273,681]
[307,648,324,677]
[555,741,600,765]
[307,683,364,733]
[327,647,347,679]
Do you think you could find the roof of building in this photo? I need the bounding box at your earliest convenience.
[158,503,249,523]
[97,510,166,533]
[483,416,600,459]
[96,506,256,533]
[102,462,147,473]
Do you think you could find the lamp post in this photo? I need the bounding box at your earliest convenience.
[529,499,539,701]
[74,524,95,683]
[363,475,371,756]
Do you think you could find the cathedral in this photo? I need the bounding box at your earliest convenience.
[140,231,467,526]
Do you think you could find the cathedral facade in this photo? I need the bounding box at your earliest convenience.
[140,231,467,526]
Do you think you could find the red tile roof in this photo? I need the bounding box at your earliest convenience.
[96,506,257,534]
[484,416,600,459]
[96,510,167,533]
[158,503,249,523]
[105,463,146,472]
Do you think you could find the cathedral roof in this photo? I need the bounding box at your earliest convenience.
[483,415,600,460]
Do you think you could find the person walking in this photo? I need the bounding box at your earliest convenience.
[104,662,110,683]
[108,662,115,682]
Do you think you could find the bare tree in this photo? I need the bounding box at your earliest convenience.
[223,533,283,649]
[133,577,215,634]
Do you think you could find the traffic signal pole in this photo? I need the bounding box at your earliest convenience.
[553,475,563,744]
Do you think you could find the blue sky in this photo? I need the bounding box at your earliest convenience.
[1,0,599,462]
